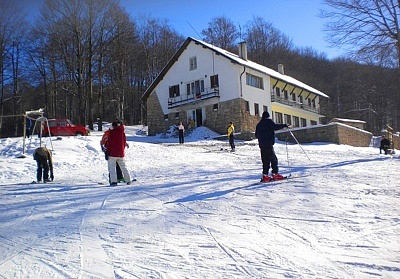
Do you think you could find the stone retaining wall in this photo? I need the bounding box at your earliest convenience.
[275,123,373,147]
[392,134,400,150]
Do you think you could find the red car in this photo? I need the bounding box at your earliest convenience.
[43,118,89,136]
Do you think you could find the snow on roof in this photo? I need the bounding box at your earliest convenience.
[191,37,329,99]
[331,118,366,124]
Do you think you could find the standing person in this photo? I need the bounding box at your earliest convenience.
[380,135,391,155]
[100,128,125,183]
[106,121,131,185]
[26,117,32,138]
[33,147,54,183]
[228,122,235,152]
[178,121,185,144]
[255,111,289,182]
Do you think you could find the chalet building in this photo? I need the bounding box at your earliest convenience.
[142,37,329,137]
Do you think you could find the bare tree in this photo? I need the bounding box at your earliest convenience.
[134,16,184,124]
[201,16,239,51]
[0,1,27,136]
[322,0,400,68]
[244,17,293,66]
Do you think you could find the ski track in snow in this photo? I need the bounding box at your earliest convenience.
[0,126,400,278]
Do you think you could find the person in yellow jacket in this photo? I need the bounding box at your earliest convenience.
[227,122,235,152]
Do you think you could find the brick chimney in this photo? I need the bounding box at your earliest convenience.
[238,41,248,61]
[278,64,284,74]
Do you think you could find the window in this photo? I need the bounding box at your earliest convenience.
[275,112,283,123]
[213,103,218,111]
[263,106,268,113]
[308,99,312,106]
[254,103,260,116]
[164,114,169,121]
[48,121,58,128]
[312,99,316,108]
[245,101,250,112]
[284,114,292,125]
[299,96,303,104]
[57,120,67,127]
[293,116,299,127]
[186,84,190,95]
[311,120,317,125]
[276,87,281,97]
[284,90,288,99]
[186,79,205,96]
[169,84,180,98]
[301,118,307,127]
[246,73,264,89]
[210,75,219,88]
[175,112,180,119]
[189,56,197,71]
[291,93,296,101]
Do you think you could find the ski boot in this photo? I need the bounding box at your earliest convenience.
[261,174,272,182]
[272,173,285,181]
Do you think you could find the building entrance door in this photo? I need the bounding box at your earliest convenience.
[196,108,202,127]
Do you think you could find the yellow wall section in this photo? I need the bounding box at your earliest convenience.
[272,106,320,123]
[270,78,321,123]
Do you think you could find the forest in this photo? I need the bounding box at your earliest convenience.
[0,0,399,137]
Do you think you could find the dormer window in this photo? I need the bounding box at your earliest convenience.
[189,56,197,71]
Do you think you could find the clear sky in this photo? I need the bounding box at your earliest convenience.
[17,0,342,59]
[119,0,342,59]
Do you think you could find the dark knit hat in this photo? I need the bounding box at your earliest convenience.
[262,111,270,118]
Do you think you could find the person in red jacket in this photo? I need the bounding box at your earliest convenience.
[106,121,131,185]
[100,128,125,182]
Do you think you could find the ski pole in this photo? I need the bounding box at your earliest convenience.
[287,128,311,161]
[285,134,290,166]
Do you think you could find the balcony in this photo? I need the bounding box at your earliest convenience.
[271,93,319,114]
[168,87,220,108]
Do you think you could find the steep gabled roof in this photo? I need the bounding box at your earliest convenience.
[142,37,329,101]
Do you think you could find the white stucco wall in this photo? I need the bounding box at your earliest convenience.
[155,42,244,115]
[155,41,273,118]
[241,68,272,116]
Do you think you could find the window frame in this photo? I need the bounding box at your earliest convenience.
[284,114,292,125]
[210,74,219,88]
[301,118,307,127]
[254,103,260,116]
[293,116,299,127]
[169,84,180,98]
[186,79,205,96]
[189,56,197,71]
[275,112,283,123]
[246,73,264,89]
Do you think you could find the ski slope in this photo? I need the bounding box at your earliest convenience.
[0,125,399,278]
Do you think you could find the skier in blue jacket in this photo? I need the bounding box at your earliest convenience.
[255,111,289,182]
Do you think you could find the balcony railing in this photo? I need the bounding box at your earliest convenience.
[168,87,220,108]
[271,93,320,114]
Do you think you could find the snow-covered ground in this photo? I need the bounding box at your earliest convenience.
[0,125,399,279]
